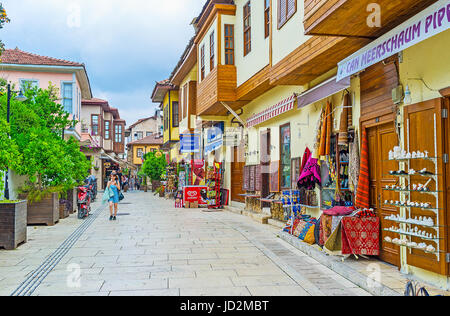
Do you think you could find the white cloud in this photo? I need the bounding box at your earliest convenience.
[1,0,204,126]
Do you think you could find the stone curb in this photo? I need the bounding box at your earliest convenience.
[278,232,402,297]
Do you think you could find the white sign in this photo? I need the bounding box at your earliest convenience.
[337,0,450,81]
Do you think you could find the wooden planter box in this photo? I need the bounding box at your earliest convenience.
[20,192,59,226]
[152,180,161,192]
[0,201,27,250]
[67,188,77,214]
[59,203,70,220]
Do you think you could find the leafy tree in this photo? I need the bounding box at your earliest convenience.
[0,83,90,201]
[0,118,20,172]
[0,3,10,54]
[142,151,167,181]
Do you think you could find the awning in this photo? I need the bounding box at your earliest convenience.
[100,153,120,164]
[246,94,296,128]
[297,76,350,109]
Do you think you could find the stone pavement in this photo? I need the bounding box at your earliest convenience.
[0,191,372,296]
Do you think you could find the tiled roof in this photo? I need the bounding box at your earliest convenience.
[127,115,161,131]
[0,48,84,67]
[128,134,164,146]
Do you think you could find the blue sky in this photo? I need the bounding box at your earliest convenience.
[1,0,205,126]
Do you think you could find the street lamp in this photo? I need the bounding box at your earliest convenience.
[4,84,27,200]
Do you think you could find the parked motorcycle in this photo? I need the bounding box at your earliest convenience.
[77,185,92,219]
[85,175,97,201]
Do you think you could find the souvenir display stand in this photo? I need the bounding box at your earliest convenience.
[383,115,443,258]
[206,163,223,209]
[165,163,178,197]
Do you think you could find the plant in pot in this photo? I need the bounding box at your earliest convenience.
[0,114,27,250]
[3,84,91,225]
[142,151,166,192]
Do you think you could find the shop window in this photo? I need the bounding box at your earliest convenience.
[224,24,235,65]
[243,1,251,56]
[278,0,296,29]
[280,123,291,189]
[91,115,99,136]
[210,31,215,71]
[172,101,179,127]
[264,0,270,38]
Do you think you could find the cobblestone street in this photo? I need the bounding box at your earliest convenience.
[0,192,373,296]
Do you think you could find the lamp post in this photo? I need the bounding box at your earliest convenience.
[3,84,27,200]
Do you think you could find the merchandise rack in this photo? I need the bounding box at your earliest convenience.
[383,114,443,260]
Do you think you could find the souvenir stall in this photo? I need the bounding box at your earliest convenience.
[284,95,381,259]
[165,162,178,198]
[206,162,224,209]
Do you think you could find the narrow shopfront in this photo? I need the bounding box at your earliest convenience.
[359,56,401,267]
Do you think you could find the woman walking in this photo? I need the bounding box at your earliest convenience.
[107,174,121,221]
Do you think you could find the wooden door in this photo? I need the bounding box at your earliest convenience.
[404,99,447,275]
[367,122,400,267]
[231,145,245,203]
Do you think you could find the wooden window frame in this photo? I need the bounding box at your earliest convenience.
[243,1,251,56]
[91,114,100,136]
[224,24,235,65]
[172,101,179,128]
[200,44,206,81]
[279,123,291,190]
[114,124,123,143]
[210,31,215,71]
[104,120,111,140]
[264,0,270,39]
[278,0,297,30]
[182,84,188,120]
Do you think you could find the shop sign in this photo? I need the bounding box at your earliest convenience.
[180,133,201,153]
[224,127,243,147]
[337,0,450,81]
[205,123,224,154]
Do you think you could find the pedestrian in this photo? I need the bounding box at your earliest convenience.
[130,176,135,191]
[107,173,121,221]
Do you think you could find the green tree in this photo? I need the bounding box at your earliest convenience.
[0,83,90,201]
[0,3,10,54]
[142,151,167,181]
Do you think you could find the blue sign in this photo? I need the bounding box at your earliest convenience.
[180,134,200,154]
[205,122,224,154]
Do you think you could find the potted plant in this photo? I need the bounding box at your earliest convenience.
[0,199,27,250]
[3,85,91,225]
[142,151,166,192]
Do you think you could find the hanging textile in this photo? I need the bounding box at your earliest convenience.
[297,156,321,190]
[312,108,324,159]
[300,147,311,176]
[354,128,370,209]
[349,130,360,193]
[338,94,349,146]
[318,107,328,157]
[325,101,333,156]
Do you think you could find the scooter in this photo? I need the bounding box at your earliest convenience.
[77,185,92,219]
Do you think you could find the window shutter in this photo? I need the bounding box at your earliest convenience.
[287,0,296,17]
[278,0,286,26]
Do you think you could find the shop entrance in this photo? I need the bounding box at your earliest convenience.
[231,145,245,203]
[366,121,401,267]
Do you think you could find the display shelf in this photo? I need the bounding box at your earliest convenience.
[383,241,444,255]
[383,203,440,212]
[384,217,444,229]
[387,157,440,162]
[387,173,439,180]
[383,229,442,241]
[382,188,441,197]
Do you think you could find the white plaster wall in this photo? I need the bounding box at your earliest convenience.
[234,0,270,86]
